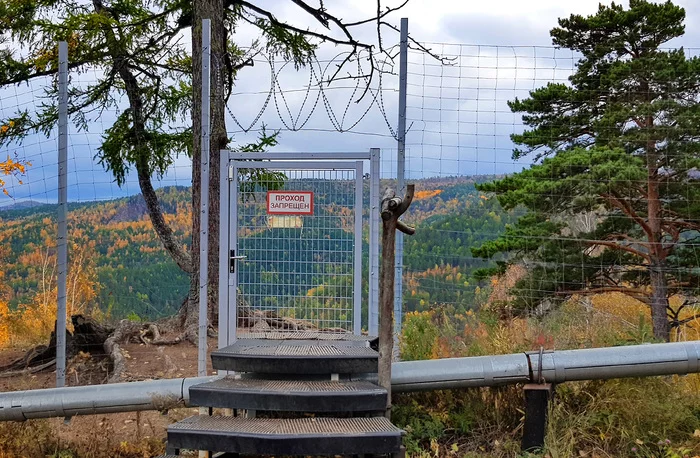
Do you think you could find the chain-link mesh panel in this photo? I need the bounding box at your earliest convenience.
[235,167,359,332]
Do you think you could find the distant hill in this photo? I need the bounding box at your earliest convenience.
[0,186,192,320]
[0,178,513,321]
[0,200,50,212]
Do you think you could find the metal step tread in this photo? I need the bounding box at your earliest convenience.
[194,377,385,393]
[238,331,377,342]
[157,454,235,458]
[189,377,387,412]
[157,455,236,458]
[167,415,403,455]
[171,415,402,435]
[217,341,379,357]
[211,340,379,374]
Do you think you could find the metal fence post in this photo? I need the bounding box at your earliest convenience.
[218,149,230,351]
[198,18,211,378]
[394,18,409,344]
[353,161,363,335]
[56,41,68,388]
[369,148,380,335]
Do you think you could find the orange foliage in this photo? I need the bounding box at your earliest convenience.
[0,269,10,347]
[0,301,10,347]
[0,154,31,197]
[413,189,442,201]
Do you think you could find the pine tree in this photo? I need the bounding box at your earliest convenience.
[472,0,700,341]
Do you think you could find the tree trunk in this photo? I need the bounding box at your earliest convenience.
[645,110,671,342]
[647,177,670,342]
[379,214,396,419]
[136,159,193,274]
[190,0,227,332]
[648,262,670,341]
[95,1,193,279]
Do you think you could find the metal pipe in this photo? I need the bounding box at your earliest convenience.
[533,341,700,383]
[353,160,364,335]
[391,353,531,392]
[368,148,381,335]
[2,341,699,421]
[0,376,218,421]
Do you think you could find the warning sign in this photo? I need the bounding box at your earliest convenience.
[267,191,314,215]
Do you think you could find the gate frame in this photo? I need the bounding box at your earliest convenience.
[218,149,380,349]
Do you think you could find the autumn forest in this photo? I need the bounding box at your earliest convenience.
[0,176,511,347]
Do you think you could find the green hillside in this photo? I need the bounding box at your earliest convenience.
[0,177,515,321]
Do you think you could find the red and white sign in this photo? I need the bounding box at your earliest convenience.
[267,191,314,215]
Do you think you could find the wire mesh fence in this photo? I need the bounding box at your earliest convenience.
[1,24,699,388]
[0,57,194,383]
[399,42,700,334]
[235,168,359,332]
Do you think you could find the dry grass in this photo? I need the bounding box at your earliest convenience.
[397,295,700,457]
[1,292,699,457]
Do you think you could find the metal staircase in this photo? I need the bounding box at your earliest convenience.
[160,332,405,457]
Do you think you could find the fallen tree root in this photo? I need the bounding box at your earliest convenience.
[239,304,318,332]
[140,324,182,346]
[0,359,56,379]
[104,320,142,383]
[0,301,348,381]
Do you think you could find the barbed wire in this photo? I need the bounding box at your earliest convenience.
[220,51,399,138]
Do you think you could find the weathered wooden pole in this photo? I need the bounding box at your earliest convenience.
[378,184,415,419]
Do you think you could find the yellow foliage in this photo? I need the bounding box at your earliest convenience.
[0,154,31,198]
[0,238,99,349]
[591,292,648,323]
[0,300,11,348]
[399,289,700,456]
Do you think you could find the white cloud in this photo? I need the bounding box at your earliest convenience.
[3,0,699,200]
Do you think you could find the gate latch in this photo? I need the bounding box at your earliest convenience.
[229,250,247,273]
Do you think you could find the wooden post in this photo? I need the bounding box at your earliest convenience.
[378,184,415,419]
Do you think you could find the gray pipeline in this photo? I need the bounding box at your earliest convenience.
[1,341,698,421]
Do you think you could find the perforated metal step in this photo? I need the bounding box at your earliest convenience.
[211,339,379,374]
[189,376,387,412]
[167,415,403,456]
[157,454,237,458]
[238,331,378,343]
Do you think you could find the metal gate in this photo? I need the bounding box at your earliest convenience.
[218,150,380,348]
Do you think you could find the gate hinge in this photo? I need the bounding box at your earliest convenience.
[228,165,233,181]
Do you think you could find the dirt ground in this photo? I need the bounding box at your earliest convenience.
[0,336,220,457]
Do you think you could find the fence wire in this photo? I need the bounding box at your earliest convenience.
[1,33,700,386]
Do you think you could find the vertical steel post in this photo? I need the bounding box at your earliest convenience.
[353,161,363,334]
[394,18,409,341]
[198,19,211,378]
[229,164,239,344]
[56,41,68,388]
[369,148,380,335]
[218,150,230,351]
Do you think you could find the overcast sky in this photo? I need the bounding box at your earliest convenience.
[1,0,699,204]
